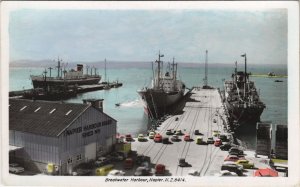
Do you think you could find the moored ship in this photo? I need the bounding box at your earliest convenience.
[137,52,185,119]
[224,53,265,127]
[30,58,101,89]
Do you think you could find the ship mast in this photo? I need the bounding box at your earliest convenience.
[104,58,107,82]
[234,61,237,82]
[241,53,247,99]
[56,57,61,78]
[156,51,164,89]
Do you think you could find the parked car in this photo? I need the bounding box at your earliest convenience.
[214,139,222,147]
[107,152,124,161]
[195,136,203,144]
[124,158,134,169]
[107,169,125,176]
[175,117,179,121]
[218,170,238,177]
[220,143,232,151]
[125,134,133,141]
[213,119,217,123]
[175,129,183,135]
[221,164,243,176]
[194,129,203,135]
[155,164,166,176]
[253,168,278,177]
[162,137,170,144]
[95,157,110,167]
[184,134,191,141]
[149,131,156,139]
[223,161,244,170]
[138,134,146,142]
[154,134,162,143]
[134,166,150,176]
[9,163,24,174]
[229,147,244,156]
[224,155,245,162]
[136,154,146,165]
[219,134,228,142]
[188,169,200,176]
[207,137,214,144]
[212,130,220,137]
[236,160,254,169]
[171,135,180,142]
[178,158,189,167]
[95,164,114,176]
[166,129,174,135]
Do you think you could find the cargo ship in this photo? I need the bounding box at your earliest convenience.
[137,52,185,119]
[30,58,101,89]
[224,53,265,127]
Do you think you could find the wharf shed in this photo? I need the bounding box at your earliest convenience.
[9,99,117,175]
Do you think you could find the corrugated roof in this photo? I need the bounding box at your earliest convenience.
[9,99,90,137]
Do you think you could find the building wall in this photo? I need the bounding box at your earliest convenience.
[9,130,59,173]
[58,107,117,174]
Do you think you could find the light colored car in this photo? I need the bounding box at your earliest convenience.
[212,130,220,137]
[218,170,238,177]
[107,169,125,176]
[175,129,183,135]
[138,134,146,142]
[9,163,24,174]
[149,132,156,139]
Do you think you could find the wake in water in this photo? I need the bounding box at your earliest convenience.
[116,99,142,108]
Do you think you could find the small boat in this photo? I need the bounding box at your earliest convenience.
[274,80,283,82]
[115,103,120,107]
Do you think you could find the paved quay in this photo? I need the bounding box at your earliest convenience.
[131,88,230,176]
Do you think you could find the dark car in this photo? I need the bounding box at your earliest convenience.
[125,134,133,142]
[221,164,243,176]
[136,154,146,165]
[162,137,170,144]
[194,129,203,135]
[220,143,232,151]
[219,134,228,142]
[207,137,214,144]
[134,166,150,176]
[166,129,174,135]
[178,158,189,167]
[229,147,244,156]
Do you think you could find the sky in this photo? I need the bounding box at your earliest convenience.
[9,9,287,64]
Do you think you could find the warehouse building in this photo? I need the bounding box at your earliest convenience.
[9,99,117,175]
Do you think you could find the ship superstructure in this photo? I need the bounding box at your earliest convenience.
[137,52,185,119]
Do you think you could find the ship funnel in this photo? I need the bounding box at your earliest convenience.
[77,64,83,72]
[83,99,104,112]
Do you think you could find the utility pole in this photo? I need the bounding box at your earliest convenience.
[204,50,208,87]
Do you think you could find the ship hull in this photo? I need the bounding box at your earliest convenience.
[225,101,265,126]
[137,89,184,119]
[31,76,101,88]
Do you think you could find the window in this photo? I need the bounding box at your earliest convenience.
[76,154,82,161]
[67,157,73,164]
[34,107,41,112]
[49,108,56,114]
[20,106,27,111]
[65,110,72,116]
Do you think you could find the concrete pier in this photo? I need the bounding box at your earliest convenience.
[131,87,280,176]
[132,88,229,176]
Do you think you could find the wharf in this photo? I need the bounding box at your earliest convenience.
[131,87,273,176]
[9,82,123,98]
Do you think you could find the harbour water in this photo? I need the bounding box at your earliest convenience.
[9,64,287,149]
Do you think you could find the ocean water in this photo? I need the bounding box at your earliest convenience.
[9,64,287,148]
